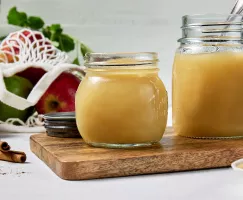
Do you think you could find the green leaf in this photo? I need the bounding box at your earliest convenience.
[49,24,63,35]
[50,24,63,42]
[0,35,7,41]
[27,16,44,29]
[42,24,63,42]
[42,26,51,39]
[72,57,80,65]
[6,7,90,56]
[7,7,28,27]
[42,24,73,52]
[80,43,93,58]
[58,34,75,52]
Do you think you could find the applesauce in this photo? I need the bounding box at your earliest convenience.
[173,52,243,138]
[173,14,243,138]
[75,52,168,148]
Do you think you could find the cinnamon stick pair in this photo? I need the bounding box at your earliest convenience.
[0,141,26,163]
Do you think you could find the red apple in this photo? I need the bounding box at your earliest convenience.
[35,72,81,114]
[0,30,55,84]
[0,29,53,63]
[0,52,18,63]
[17,67,47,85]
[1,30,32,62]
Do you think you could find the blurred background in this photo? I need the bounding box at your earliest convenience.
[0,0,235,124]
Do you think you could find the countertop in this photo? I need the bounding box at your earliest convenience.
[1,112,243,200]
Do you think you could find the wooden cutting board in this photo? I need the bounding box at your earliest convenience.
[30,127,243,180]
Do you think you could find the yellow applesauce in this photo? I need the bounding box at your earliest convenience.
[75,53,168,148]
[173,52,243,138]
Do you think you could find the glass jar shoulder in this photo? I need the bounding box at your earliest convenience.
[176,43,243,55]
[76,71,167,103]
[80,71,164,88]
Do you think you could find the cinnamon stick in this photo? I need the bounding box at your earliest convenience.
[0,150,26,163]
[0,141,10,151]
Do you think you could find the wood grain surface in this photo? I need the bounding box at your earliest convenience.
[30,127,243,180]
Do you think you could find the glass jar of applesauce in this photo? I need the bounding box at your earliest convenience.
[173,14,243,138]
[75,52,168,148]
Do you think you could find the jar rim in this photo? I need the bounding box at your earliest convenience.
[182,13,243,28]
[183,13,243,18]
[179,13,243,44]
[84,52,159,68]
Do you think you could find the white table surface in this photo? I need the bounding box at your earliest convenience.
[1,111,243,200]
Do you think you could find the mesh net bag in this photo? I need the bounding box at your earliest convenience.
[0,29,84,132]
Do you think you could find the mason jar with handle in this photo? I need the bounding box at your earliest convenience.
[173,14,243,138]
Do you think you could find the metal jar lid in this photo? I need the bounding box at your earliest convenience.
[40,112,81,138]
[41,112,76,121]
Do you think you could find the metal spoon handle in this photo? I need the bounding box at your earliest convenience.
[225,0,243,23]
[230,0,243,14]
[218,0,243,36]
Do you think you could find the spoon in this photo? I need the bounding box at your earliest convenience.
[224,0,243,23]
[216,0,243,36]
[230,0,243,14]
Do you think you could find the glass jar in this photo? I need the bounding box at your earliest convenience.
[173,14,243,138]
[75,52,168,148]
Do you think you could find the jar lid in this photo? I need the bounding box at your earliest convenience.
[40,112,81,138]
[41,112,76,121]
